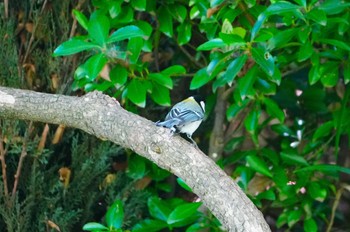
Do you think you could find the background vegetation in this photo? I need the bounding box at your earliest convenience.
[1,0,350,231]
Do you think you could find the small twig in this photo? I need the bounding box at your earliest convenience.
[0,130,9,197]
[326,186,344,232]
[11,121,33,198]
[177,43,205,68]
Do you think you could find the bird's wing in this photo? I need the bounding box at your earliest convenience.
[166,108,203,124]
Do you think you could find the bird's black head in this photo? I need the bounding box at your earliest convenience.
[192,95,205,112]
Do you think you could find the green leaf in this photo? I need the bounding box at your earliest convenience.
[238,66,257,99]
[127,79,147,107]
[190,68,212,90]
[267,28,297,50]
[158,6,173,37]
[280,152,309,166]
[297,41,313,62]
[197,38,226,51]
[88,12,110,46]
[244,110,259,134]
[320,62,339,87]
[127,154,146,179]
[53,38,100,57]
[226,99,249,120]
[127,37,143,63]
[219,33,246,46]
[171,4,187,23]
[73,10,88,30]
[344,62,350,84]
[149,73,173,89]
[176,178,192,192]
[313,121,333,140]
[295,164,350,175]
[106,200,124,229]
[108,1,122,18]
[287,209,302,227]
[304,218,317,232]
[151,83,171,106]
[252,47,274,76]
[246,155,273,177]
[84,53,108,81]
[177,22,192,45]
[211,0,225,7]
[263,98,285,123]
[161,65,186,76]
[308,182,327,201]
[108,25,145,43]
[147,197,171,221]
[319,0,350,15]
[308,65,321,85]
[167,202,202,225]
[132,219,168,232]
[319,39,350,51]
[83,222,108,231]
[110,65,128,86]
[131,0,146,11]
[307,8,327,26]
[223,54,248,84]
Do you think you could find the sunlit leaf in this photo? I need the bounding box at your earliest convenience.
[73,10,88,30]
[53,38,100,57]
[108,25,145,43]
[246,155,273,177]
[106,200,124,229]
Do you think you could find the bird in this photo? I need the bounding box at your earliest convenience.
[155,96,205,147]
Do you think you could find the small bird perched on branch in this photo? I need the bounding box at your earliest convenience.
[155,96,205,147]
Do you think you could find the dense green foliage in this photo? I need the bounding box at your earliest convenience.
[1,0,350,231]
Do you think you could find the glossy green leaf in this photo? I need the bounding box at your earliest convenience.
[190,68,212,90]
[197,38,226,51]
[223,54,248,84]
[280,152,309,166]
[226,99,249,120]
[147,197,171,221]
[176,178,192,192]
[131,0,146,11]
[110,65,128,85]
[304,218,317,232]
[320,39,350,51]
[252,47,274,76]
[158,6,173,37]
[108,1,122,18]
[307,8,327,26]
[344,62,350,84]
[287,209,302,227]
[320,62,339,87]
[210,0,225,7]
[295,164,350,174]
[298,26,311,43]
[308,65,321,85]
[106,200,124,229]
[313,121,333,140]
[149,73,173,89]
[84,53,108,81]
[246,155,273,177]
[83,222,108,231]
[263,98,285,123]
[294,0,306,7]
[88,13,110,46]
[171,4,187,23]
[53,38,100,57]
[73,10,88,30]
[319,0,350,15]
[267,28,297,50]
[151,83,171,106]
[308,182,327,201]
[177,22,192,45]
[108,25,145,43]
[244,110,259,134]
[127,154,146,179]
[132,219,168,232]
[297,41,313,62]
[219,33,246,46]
[127,37,143,63]
[127,79,147,107]
[238,66,257,99]
[167,202,202,224]
[161,65,186,76]
[255,78,276,95]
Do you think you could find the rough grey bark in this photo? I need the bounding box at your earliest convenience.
[0,86,270,232]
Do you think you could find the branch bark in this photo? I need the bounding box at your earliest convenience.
[0,86,270,232]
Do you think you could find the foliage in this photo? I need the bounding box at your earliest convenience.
[2,0,350,231]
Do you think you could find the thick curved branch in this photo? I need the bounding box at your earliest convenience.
[0,86,270,232]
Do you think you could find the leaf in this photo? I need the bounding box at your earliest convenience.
[246,155,273,177]
[84,53,108,81]
[307,8,327,26]
[131,0,146,11]
[132,219,168,232]
[106,200,124,229]
[127,37,143,63]
[308,182,327,201]
[219,33,246,46]
[82,222,108,231]
[149,73,173,89]
[344,62,350,84]
[223,54,248,84]
[280,152,309,166]
[313,121,333,140]
[197,38,226,51]
[127,154,146,179]
[238,66,257,99]
[108,25,145,43]
[319,0,350,15]
[88,12,110,46]
[252,47,274,76]
[53,38,100,57]
[158,6,173,37]
[304,218,318,232]
[295,164,350,175]
[287,209,302,227]
[263,98,285,123]
[320,62,339,87]
[244,110,259,134]
[308,65,321,85]
[190,68,212,90]
[161,65,186,76]
[176,178,192,192]
[167,202,202,225]
[110,65,128,85]
[147,197,172,221]
[171,4,187,23]
[177,22,192,45]
[73,10,88,30]
[127,79,147,107]
[267,28,297,50]
[319,39,350,51]
[297,41,313,62]
[151,83,171,106]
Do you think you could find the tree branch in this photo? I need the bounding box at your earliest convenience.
[0,86,270,232]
